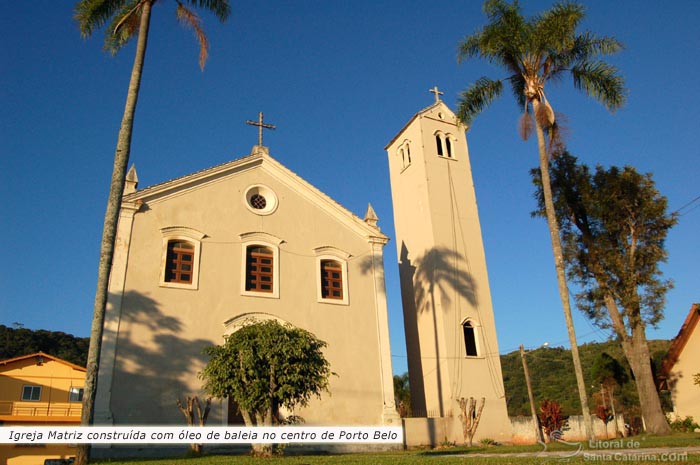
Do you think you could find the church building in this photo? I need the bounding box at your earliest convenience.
[94,93,511,448]
[94,142,399,430]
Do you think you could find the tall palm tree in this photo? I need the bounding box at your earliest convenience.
[456,0,626,441]
[74,1,230,462]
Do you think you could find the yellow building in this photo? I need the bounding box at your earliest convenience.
[660,304,700,422]
[0,352,85,465]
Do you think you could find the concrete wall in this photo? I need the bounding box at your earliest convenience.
[403,413,627,447]
[510,414,627,444]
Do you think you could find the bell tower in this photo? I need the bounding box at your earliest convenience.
[386,90,511,442]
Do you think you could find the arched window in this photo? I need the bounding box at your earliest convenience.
[313,246,350,305]
[165,240,195,284]
[463,321,478,356]
[445,137,452,158]
[240,232,282,298]
[159,226,205,290]
[436,134,443,156]
[321,260,343,300]
[245,245,274,293]
[398,141,412,169]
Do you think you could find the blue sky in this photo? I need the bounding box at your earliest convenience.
[1,1,698,376]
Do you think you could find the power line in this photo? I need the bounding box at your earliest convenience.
[673,194,700,215]
[679,202,700,217]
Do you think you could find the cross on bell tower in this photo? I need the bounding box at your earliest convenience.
[429,86,444,102]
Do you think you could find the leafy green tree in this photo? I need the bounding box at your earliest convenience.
[591,352,628,389]
[200,320,332,456]
[456,0,626,440]
[533,152,675,434]
[74,1,230,463]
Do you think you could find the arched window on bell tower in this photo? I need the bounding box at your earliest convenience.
[463,320,479,357]
[398,140,412,169]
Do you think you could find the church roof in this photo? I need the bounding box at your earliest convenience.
[123,150,388,242]
[384,100,464,149]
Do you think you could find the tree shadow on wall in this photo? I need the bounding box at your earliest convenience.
[399,243,478,419]
[358,252,385,296]
[109,290,213,425]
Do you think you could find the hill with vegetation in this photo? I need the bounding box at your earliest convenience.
[0,324,89,367]
[500,339,672,419]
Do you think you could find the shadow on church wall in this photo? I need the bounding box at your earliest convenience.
[398,242,478,420]
[109,291,212,425]
[358,253,385,297]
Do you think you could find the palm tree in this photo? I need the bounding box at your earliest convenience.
[456,0,626,441]
[74,1,230,462]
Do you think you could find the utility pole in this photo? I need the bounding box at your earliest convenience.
[520,344,544,443]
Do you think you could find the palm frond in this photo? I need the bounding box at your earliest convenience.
[531,1,584,54]
[75,0,128,38]
[535,98,555,128]
[483,0,520,21]
[461,1,527,73]
[572,60,627,111]
[547,111,569,158]
[177,3,210,70]
[543,32,623,82]
[185,0,231,22]
[507,73,527,108]
[103,0,142,54]
[552,32,624,70]
[518,109,533,141]
[457,77,503,126]
[457,31,484,63]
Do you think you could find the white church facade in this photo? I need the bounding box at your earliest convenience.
[94,94,512,448]
[94,146,398,430]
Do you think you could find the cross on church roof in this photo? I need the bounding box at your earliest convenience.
[429,86,444,103]
[246,111,276,146]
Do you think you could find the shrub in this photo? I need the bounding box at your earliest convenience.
[538,399,569,440]
[668,415,700,433]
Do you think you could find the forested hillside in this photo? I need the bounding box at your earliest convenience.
[0,325,89,367]
[500,340,672,418]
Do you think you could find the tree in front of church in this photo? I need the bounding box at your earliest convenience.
[200,320,332,456]
[456,0,626,439]
[73,1,230,463]
[533,152,676,435]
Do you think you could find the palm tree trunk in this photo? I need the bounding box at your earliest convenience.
[76,3,153,464]
[532,101,594,442]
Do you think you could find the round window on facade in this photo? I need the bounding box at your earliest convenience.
[244,185,278,215]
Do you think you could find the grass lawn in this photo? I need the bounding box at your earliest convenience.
[93,433,700,465]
